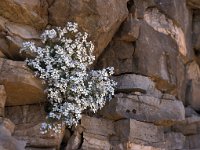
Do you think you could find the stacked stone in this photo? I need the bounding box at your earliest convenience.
[0,0,200,150]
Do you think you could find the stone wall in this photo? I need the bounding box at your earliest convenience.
[0,0,200,150]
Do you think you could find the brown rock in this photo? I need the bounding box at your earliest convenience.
[0,16,40,60]
[186,80,200,111]
[173,116,200,135]
[0,58,46,106]
[0,119,26,150]
[187,0,200,8]
[144,8,191,60]
[14,123,65,149]
[113,74,162,98]
[113,142,163,150]
[5,103,46,125]
[115,119,164,145]
[101,94,185,126]
[134,21,186,100]
[81,132,112,150]
[81,115,115,136]
[0,0,48,30]
[65,128,82,150]
[118,15,140,42]
[186,61,200,80]
[0,85,6,116]
[80,115,115,150]
[48,0,128,59]
[5,103,64,149]
[96,40,135,75]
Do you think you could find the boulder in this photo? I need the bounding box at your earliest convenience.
[0,58,46,106]
[101,94,185,126]
[115,119,164,145]
[0,0,48,30]
[113,74,162,98]
[48,0,128,59]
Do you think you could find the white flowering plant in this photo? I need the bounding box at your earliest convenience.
[20,22,116,133]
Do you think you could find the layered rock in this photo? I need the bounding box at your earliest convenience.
[48,0,128,59]
[0,58,45,106]
[101,93,185,126]
[5,104,65,149]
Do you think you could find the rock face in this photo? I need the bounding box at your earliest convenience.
[47,0,128,59]
[0,58,46,106]
[0,0,200,149]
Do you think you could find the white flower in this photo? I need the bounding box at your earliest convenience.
[20,22,116,134]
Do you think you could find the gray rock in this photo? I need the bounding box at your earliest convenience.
[164,132,186,150]
[101,94,185,126]
[115,119,164,144]
[186,80,200,111]
[81,115,115,136]
[113,74,162,98]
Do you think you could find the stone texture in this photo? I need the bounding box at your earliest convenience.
[96,40,135,75]
[0,85,6,116]
[133,21,186,100]
[115,119,164,145]
[118,15,140,42]
[112,142,162,150]
[187,0,200,9]
[64,126,82,150]
[81,115,115,137]
[173,116,200,135]
[5,104,65,149]
[187,134,200,149]
[0,58,46,106]
[113,74,162,98]
[144,8,190,60]
[186,80,200,111]
[0,118,26,150]
[164,132,186,150]
[0,16,40,60]
[48,0,128,59]
[186,61,200,80]
[101,94,185,126]
[81,115,115,150]
[0,0,48,30]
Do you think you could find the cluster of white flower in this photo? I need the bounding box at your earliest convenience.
[20,22,117,133]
